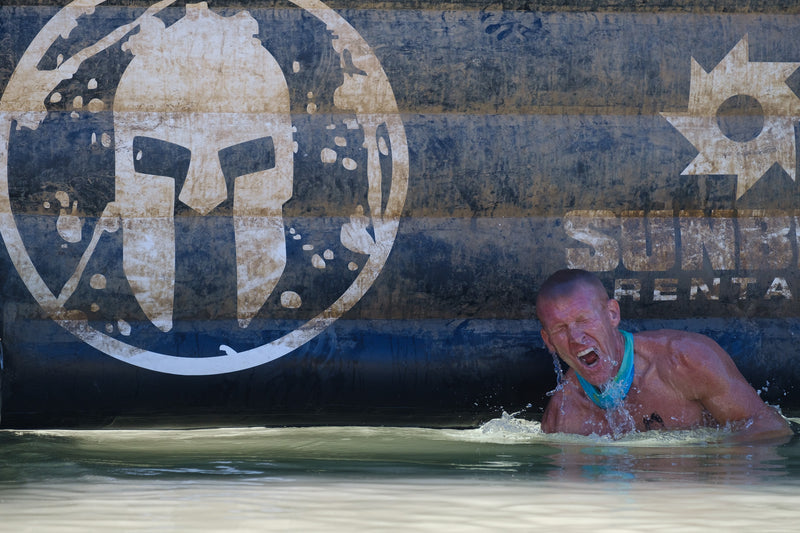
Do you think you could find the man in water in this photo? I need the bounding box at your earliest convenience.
[537,269,792,441]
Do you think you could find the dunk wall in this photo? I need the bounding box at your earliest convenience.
[1,0,799,428]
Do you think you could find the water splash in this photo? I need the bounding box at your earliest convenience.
[475,411,544,441]
[546,352,566,397]
[470,411,748,446]
[604,404,637,439]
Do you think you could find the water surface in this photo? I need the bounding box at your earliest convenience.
[1,416,799,531]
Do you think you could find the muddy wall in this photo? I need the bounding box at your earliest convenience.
[2,0,800,428]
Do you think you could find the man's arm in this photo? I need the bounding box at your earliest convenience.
[668,332,792,442]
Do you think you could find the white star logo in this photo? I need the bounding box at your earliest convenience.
[662,35,800,199]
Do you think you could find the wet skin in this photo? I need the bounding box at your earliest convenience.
[538,283,793,441]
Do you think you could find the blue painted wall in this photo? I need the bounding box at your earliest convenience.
[1,1,799,427]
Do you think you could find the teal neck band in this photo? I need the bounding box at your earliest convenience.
[576,330,635,410]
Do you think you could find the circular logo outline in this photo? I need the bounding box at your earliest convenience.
[0,0,408,375]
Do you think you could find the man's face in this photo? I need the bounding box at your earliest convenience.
[538,284,623,386]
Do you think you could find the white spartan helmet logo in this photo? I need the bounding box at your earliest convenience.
[113,4,293,331]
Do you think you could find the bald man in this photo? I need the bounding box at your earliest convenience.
[536,269,792,441]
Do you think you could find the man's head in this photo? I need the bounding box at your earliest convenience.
[536,269,624,386]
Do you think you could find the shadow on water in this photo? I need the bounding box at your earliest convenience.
[1,416,800,487]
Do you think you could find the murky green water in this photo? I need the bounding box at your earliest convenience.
[1,416,799,531]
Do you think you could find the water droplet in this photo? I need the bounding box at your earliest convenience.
[546,353,566,397]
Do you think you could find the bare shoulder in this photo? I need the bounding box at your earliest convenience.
[632,329,732,369]
[633,329,792,440]
[633,329,754,401]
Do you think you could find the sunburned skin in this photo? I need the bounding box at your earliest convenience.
[544,331,724,436]
[536,271,793,442]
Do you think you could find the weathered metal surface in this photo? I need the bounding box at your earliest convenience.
[2,0,800,428]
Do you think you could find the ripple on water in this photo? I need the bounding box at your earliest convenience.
[1,418,799,531]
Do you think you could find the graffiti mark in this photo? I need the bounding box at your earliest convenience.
[662,35,800,200]
[114,4,295,330]
[571,36,800,309]
[55,191,84,243]
[566,209,800,303]
[480,4,543,43]
[0,0,409,375]
[0,0,176,130]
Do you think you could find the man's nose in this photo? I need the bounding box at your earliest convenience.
[566,324,586,344]
[178,152,227,215]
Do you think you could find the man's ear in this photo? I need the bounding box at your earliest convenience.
[606,297,621,327]
[541,328,556,354]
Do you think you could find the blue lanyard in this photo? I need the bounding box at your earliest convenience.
[576,330,635,410]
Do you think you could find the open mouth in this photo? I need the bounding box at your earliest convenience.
[577,347,599,367]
